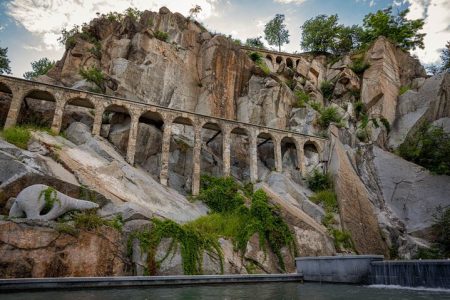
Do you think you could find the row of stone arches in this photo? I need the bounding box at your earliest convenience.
[265,54,301,69]
[0,77,325,195]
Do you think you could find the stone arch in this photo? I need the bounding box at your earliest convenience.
[200,121,223,177]
[0,81,13,127]
[230,126,250,181]
[256,131,276,179]
[276,56,283,64]
[168,115,195,194]
[61,97,96,131]
[132,110,165,178]
[18,89,57,127]
[303,139,321,174]
[100,103,131,156]
[281,136,300,176]
[266,54,274,66]
[286,57,294,69]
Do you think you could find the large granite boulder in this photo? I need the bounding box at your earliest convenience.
[9,184,98,220]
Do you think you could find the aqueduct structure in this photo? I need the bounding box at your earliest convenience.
[0,75,327,195]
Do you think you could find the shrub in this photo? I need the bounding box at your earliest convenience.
[248,51,262,62]
[294,90,310,108]
[398,123,450,175]
[1,126,32,149]
[399,85,411,95]
[356,128,370,142]
[154,31,169,42]
[350,58,370,74]
[332,229,354,250]
[306,169,332,192]
[380,117,390,133]
[56,223,78,236]
[318,106,342,128]
[320,80,334,100]
[197,175,244,213]
[310,190,338,213]
[79,66,104,89]
[89,41,102,59]
[39,187,61,215]
[354,101,365,119]
[73,211,105,230]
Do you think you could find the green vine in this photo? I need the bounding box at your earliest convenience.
[130,218,223,275]
[39,187,61,215]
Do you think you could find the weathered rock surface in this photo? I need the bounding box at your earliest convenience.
[389,72,450,148]
[368,146,450,235]
[0,220,128,278]
[329,129,388,255]
[9,184,98,220]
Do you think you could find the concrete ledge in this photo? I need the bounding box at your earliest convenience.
[296,255,384,284]
[0,274,303,291]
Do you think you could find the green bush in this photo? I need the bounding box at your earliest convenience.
[398,123,450,175]
[79,66,105,89]
[310,190,338,213]
[350,58,370,74]
[195,176,295,271]
[293,90,310,108]
[320,80,334,100]
[318,106,342,128]
[154,31,169,42]
[1,126,32,149]
[197,175,244,213]
[306,169,332,192]
[380,117,390,133]
[354,101,365,119]
[332,229,354,250]
[39,187,61,215]
[56,223,78,236]
[248,51,262,62]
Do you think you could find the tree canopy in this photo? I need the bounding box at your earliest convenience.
[23,58,55,80]
[264,14,290,52]
[0,44,11,75]
[300,14,362,55]
[362,7,425,50]
[441,41,450,71]
[245,36,266,49]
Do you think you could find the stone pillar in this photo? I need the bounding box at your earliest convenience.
[249,130,258,183]
[298,141,306,177]
[4,89,25,128]
[222,126,231,177]
[274,137,282,173]
[92,105,104,136]
[159,120,172,186]
[126,114,140,165]
[50,100,66,134]
[191,124,202,196]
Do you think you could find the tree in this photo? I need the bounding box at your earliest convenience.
[0,44,11,75]
[440,41,450,71]
[300,14,340,53]
[23,58,55,80]
[264,14,289,52]
[300,14,362,55]
[245,36,266,49]
[362,7,425,51]
[189,5,202,19]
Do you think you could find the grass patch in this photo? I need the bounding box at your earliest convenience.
[55,222,78,236]
[154,31,169,42]
[293,90,310,108]
[306,169,332,192]
[73,211,123,232]
[331,229,354,250]
[310,190,338,213]
[318,106,342,129]
[320,80,334,100]
[399,85,411,95]
[1,126,32,149]
[79,66,105,91]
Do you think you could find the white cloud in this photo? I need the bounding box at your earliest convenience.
[7,0,218,50]
[0,25,4,32]
[405,0,450,64]
[23,44,44,51]
[273,0,307,4]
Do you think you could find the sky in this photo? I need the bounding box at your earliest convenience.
[0,0,449,77]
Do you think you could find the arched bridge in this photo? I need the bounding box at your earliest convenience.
[0,75,328,195]
[240,46,311,70]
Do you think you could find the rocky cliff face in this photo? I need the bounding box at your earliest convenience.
[1,6,449,278]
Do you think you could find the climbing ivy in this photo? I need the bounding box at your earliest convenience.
[130,218,223,275]
[39,187,61,215]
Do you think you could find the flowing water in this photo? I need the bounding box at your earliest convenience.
[2,283,450,300]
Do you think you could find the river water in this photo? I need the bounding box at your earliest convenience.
[2,282,450,300]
